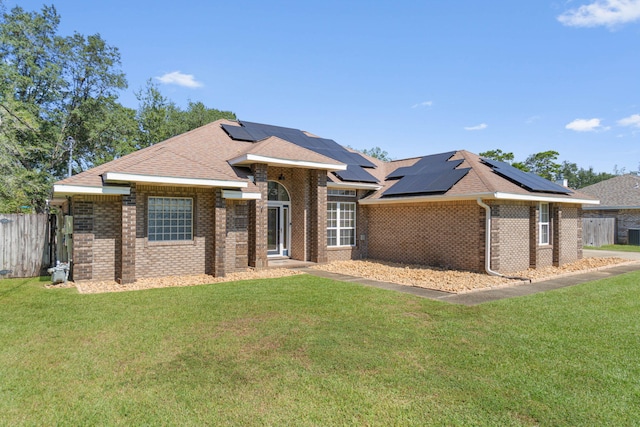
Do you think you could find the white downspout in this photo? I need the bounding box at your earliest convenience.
[477,198,504,277]
[477,198,531,282]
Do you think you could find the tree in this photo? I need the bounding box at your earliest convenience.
[359,146,391,161]
[522,150,561,181]
[0,4,132,211]
[558,161,616,189]
[135,80,236,148]
[0,4,234,212]
[478,148,515,164]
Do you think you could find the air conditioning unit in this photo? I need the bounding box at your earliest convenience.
[629,229,640,246]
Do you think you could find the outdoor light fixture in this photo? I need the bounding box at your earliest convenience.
[278,173,285,180]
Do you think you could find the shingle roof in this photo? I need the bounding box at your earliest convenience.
[580,174,640,208]
[52,119,598,205]
[361,150,596,203]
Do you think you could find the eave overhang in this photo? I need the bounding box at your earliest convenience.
[102,172,247,188]
[582,205,638,210]
[327,181,382,191]
[222,190,262,200]
[228,154,346,171]
[358,192,600,205]
[52,184,131,197]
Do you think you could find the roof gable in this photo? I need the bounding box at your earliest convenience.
[580,174,640,207]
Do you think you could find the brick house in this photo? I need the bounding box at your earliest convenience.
[51,119,598,283]
[580,174,640,244]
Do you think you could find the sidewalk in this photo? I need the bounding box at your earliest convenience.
[299,256,640,306]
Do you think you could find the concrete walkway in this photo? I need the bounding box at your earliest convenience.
[299,253,640,306]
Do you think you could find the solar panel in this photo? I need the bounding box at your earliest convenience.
[221,124,256,141]
[386,151,457,179]
[482,158,572,194]
[333,165,379,183]
[383,168,470,196]
[382,151,469,197]
[223,120,378,183]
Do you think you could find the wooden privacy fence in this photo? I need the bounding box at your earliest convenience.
[582,217,615,247]
[0,214,50,279]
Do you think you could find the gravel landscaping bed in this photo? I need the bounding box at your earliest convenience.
[311,257,633,293]
[57,268,303,294]
[48,257,634,294]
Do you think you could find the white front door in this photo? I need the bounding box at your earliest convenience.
[267,202,290,257]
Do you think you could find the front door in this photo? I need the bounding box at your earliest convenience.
[267,203,290,257]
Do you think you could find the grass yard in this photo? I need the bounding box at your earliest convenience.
[585,244,640,252]
[1,273,640,426]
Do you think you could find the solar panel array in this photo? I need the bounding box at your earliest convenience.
[481,158,572,194]
[222,121,376,168]
[383,151,470,196]
[334,165,378,183]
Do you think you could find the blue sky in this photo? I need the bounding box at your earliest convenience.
[8,0,640,173]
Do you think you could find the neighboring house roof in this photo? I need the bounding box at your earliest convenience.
[51,119,599,205]
[580,174,640,209]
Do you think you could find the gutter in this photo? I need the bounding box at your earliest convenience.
[476,198,531,282]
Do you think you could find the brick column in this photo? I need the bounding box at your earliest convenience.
[529,204,538,268]
[249,163,268,268]
[577,207,583,260]
[213,188,227,277]
[552,204,561,267]
[72,198,94,281]
[119,184,136,284]
[309,169,327,264]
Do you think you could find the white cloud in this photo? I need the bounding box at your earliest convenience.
[565,118,605,131]
[411,100,433,108]
[156,71,203,88]
[464,123,487,131]
[617,113,640,127]
[557,0,640,28]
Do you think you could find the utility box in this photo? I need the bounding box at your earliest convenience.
[629,229,640,246]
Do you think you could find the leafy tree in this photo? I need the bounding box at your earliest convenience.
[479,148,527,171]
[135,80,236,148]
[0,5,234,212]
[479,149,515,164]
[0,3,131,211]
[558,161,616,189]
[359,146,392,161]
[522,150,561,181]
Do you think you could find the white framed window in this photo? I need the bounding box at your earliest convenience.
[148,197,193,242]
[327,202,356,247]
[539,202,550,245]
[328,188,356,197]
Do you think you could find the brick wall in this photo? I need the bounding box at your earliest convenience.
[555,205,580,265]
[225,200,249,273]
[492,202,531,272]
[134,185,214,279]
[366,201,484,272]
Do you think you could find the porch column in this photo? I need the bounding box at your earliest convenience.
[309,169,327,264]
[72,197,94,281]
[213,188,226,277]
[249,163,268,268]
[552,204,561,267]
[119,183,136,284]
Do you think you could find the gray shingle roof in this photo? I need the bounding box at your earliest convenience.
[580,174,640,208]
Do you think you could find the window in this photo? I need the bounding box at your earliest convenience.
[327,202,356,247]
[328,188,356,197]
[539,203,550,245]
[268,181,290,201]
[148,197,193,241]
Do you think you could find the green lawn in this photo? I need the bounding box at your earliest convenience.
[1,273,640,426]
[585,244,640,252]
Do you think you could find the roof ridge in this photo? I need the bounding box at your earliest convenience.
[458,150,498,193]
